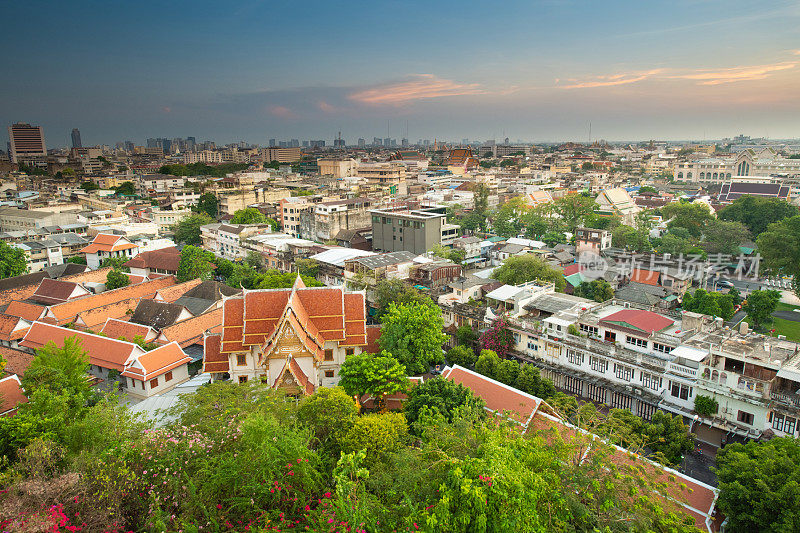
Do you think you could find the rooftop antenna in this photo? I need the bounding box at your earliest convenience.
[588,122,592,145]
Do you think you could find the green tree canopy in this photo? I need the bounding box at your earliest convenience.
[661,201,713,238]
[172,212,214,246]
[552,193,598,231]
[378,302,447,375]
[403,376,486,429]
[493,254,566,291]
[21,337,90,399]
[0,241,28,279]
[230,207,268,225]
[757,215,800,297]
[194,192,218,218]
[445,345,476,368]
[112,181,136,196]
[574,279,614,302]
[716,437,800,532]
[177,245,215,282]
[702,219,750,255]
[682,289,736,320]
[338,351,408,410]
[743,289,781,329]
[105,268,130,290]
[373,278,430,316]
[718,195,798,238]
[612,224,651,252]
[159,162,248,178]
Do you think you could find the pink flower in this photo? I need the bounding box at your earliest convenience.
[324,492,332,498]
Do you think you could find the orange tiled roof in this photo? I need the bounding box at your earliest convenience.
[0,346,34,377]
[31,278,88,305]
[0,375,28,416]
[0,314,28,342]
[154,278,203,303]
[20,321,143,371]
[121,341,191,381]
[0,268,113,308]
[79,233,138,254]
[45,276,178,324]
[630,268,660,286]
[75,297,142,329]
[364,324,381,354]
[202,334,228,373]
[4,301,45,321]
[159,308,223,347]
[125,274,147,285]
[100,318,157,342]
[123,247,180,272]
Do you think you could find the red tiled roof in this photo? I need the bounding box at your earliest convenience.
[600,309,674,335]
[123,247,180,272]
[562,263,581,277]
[4,301,45,321]
[125,274,146,285]
[0,314,27,341]
[75,297,142,329]
[20,322,143,371]
[121,341,191,381]
[100,317,157,342]
[364,325,381,354]
[442,365,540,425]
[630,268,660,286]
[154,278,203,303]
[0,267,112,308]
[0,375,28,416]
[159,308,223,347]
[202,334,228,373]
[0,346,34,377]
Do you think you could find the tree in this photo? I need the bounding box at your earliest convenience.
[177,245,215,282]
[757,215,800,297]
[475,349,500,378]
[0,241,28,278]
[173,212,213,246]
[339,412,408,466]
[514,363,555,399]
[743,289,781,329]
[295,258,320,278]
[79,181,99,191]
[403,376,485,428]
[656,233,692,256]
[681,289,736,320]
[21,337,90,399]
[493,254,566,291]
[612,225,651,252]
[641,411,695,466]
[338,351,408,410]
[105,268,130,290]
[716,437,800,532]
[694,395,718,417]
[552,193,598,231]
[194,193,218,218]
[479,316,516,358]
[455,325,477,347]
[718,196,797,238]
[638,186,658,194]
[541,231,567,247]
[378,302,447,375]
[494,358,520,385]
[574,279,614,302]
[702,219,750,255]
[373,279,430,316]
[113,181,135,196]
[445,345,476,368]
[248,270,321,289]
[230,207,268,225]
[661,201,713,238]
[297,386,359,451]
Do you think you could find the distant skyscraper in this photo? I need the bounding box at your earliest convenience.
[71,128,82,148]
[269,138,276,147]
[384,138,391,147]
[290,139,300,148]
[401,138,408,147]
[357,138,365,148]
[8,122,46,163]
[373,137,382,146]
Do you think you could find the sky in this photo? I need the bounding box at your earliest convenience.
[2,0,800,147]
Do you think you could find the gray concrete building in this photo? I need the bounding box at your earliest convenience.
[370,205,459,255]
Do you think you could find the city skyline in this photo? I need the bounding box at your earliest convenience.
[2,0,799,146]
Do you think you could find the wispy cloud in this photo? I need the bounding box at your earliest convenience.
[348,74,485,105]
[560,59,797,89]
[670,62,797,85]
[268,105,295,119]
[559,69,664,89]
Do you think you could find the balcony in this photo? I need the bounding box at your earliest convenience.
[667,362,698,380]
[771,390,800,408]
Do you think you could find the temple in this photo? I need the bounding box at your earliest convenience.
[202,276,378,395]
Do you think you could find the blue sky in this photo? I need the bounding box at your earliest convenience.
[2,0,799,146]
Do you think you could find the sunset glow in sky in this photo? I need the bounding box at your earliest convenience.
[3,0,799,145]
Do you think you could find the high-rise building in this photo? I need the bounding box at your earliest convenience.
[373,137,382,146]
[383,138,391,147]
[71,128,82,148]
[8,123,46,163]
[269,138,277,147]
[401,138,408,147]
[357,138,366,148]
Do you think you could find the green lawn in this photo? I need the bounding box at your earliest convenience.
[743,302,800,342]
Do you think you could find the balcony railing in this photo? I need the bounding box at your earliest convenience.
[771,390,800,408]
[667,362,698,379]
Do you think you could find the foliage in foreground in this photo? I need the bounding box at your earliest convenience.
[0,379,706,532]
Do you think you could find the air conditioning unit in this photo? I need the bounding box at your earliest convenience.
[625,385,633,392]
[634,389,642,396]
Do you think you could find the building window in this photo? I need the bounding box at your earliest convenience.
[611,391,633,410]
[737,410,754,425]
[637,402,656,421]
[345,348,355,356]
[653,342,673,354]
[563,375,583,395]
[614,363,634,381]
[587,383,606,403]
[165,371,173,382]
[527,340,538,352]
[237,353,247,366]
[670,381,692,401]
[579,324,598,337]
[589,355,608,374]
[239,375,248,384]
[324,370,334,378]
[626,336,648,349]
[150,378,159,388]
[641,372,662,390]
[324,349,334,361]
[566,349,584,366]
